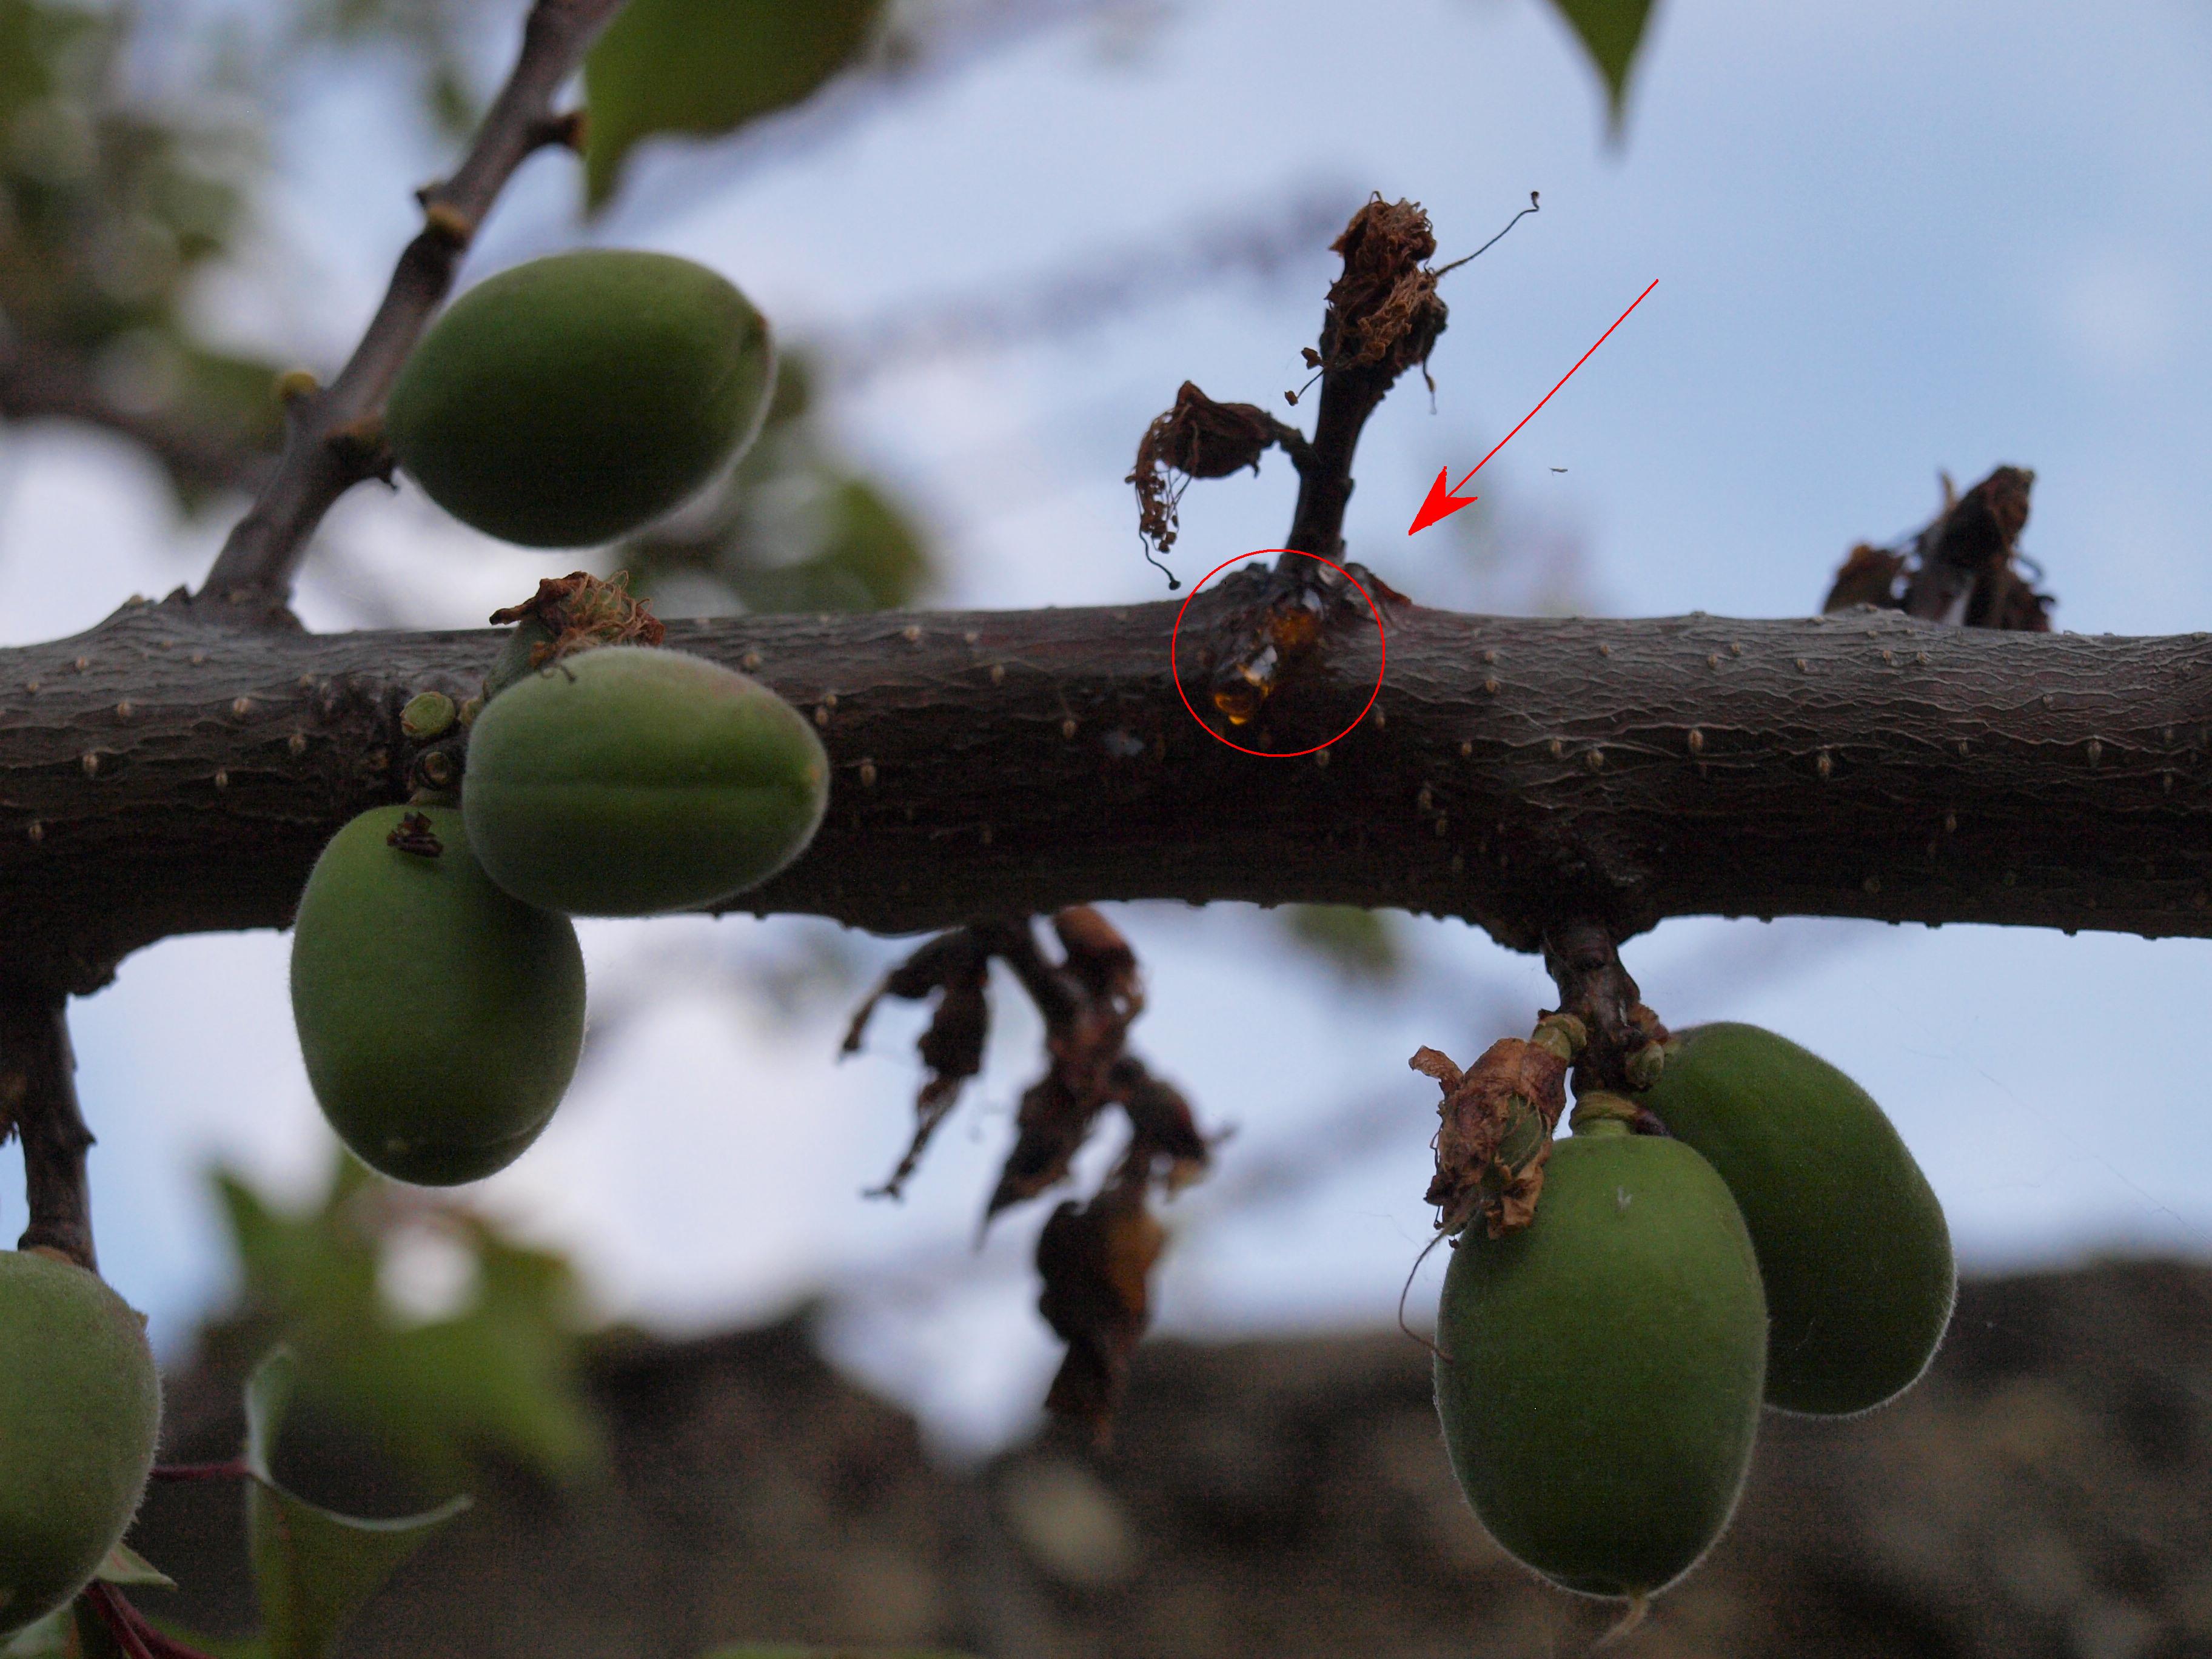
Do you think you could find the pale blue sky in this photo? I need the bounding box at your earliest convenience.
[5,0,2212,1453]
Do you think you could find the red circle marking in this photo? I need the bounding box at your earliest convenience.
[1169,549,1387,757]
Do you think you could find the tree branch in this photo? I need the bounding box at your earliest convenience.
[0,338,274,495]
[195,0,625,617]
[0,980,96,1269]
[7,594,2212,990]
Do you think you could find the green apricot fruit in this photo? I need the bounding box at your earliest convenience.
[1434,1123,1767,1600]
[290,805,586,1185]
[1635,1022,1954,1415]
[462,645,829,917]
[0,1250,162,1637]
[386,249,774,548]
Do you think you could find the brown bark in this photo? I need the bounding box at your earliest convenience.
[4,586,2210,994]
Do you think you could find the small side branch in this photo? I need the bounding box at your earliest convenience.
[1282,197,1450,560]
[0,980,97,1269]
[196,0,623,616]
[1124,197,1451,581]
[1541,919,1651,1096]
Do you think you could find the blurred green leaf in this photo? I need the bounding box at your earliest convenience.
[720,479,931,614]
[1540,0,1655,127]
[620,352,936,617]
[243,1350,470,1659]
[1280,905,1404,982]
[93,1543,174,1590]
[3,1607,74,1659]
[583,0,887,207]
[213,1156,599,1492]
[0,0,280,507]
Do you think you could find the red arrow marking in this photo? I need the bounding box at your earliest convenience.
[1407,278,1659,535]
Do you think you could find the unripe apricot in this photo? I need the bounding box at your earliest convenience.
[0,1251,162,1637]
[1434,1124,1766,1600]
[386,250,774,548]
[463,646,828,917]
[1635,1023,1954,1415]
[290,805,586,1185]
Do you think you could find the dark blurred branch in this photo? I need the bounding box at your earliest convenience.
[196,0,624,617]
[0,340,273,495]
[818,187,1355,386]
[0,981,96,1269]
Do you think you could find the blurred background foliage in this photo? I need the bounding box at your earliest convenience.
[0,0,1631,1019]
[0,0,943,608]
[207,1153,599,1494]
[0,0,1650,1631]
[0,0,1637,615]
[618,352,935,617]
[0,0,1645,1481]
[38,7,2187,1658]
[0,0,276,506]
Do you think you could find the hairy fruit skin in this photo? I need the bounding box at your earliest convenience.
[385,250,774,548]
[0,1251,162,1637]
[1636,1022,1955,1415]
[463,646,829,917]
[290,805,586,1185]
[1434,1128,1767,1600]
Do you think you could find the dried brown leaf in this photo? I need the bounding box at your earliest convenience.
[488,570,665,665]
[1036,1184,1167,1445]
[1823,544,1908,613]
[985,1068,1107,1221]
[1841,464,2053,629]
[1324,196,1449,381]
[848,931,994,1199]
[1972,566,2054,632]
[1413,1037,1569,1238]
[1116,1062,1209,1190]
[1127,381,1290,560]
[1052,907,1140,1016]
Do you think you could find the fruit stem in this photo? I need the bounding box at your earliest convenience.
[82,1582,224,1659]
[0,980,98,1270]
[1567,1090,1640,1136]
[1594,1590,1652,1647]
[1541,919,1659,1096]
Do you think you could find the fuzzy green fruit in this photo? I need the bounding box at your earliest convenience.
[463,645,828,917]
[1434,1125,1767,1600]
[386,249,774,548]
[0,1251,162,1637]
[1635,1022,1954,1415]
[290,805,586,1185]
